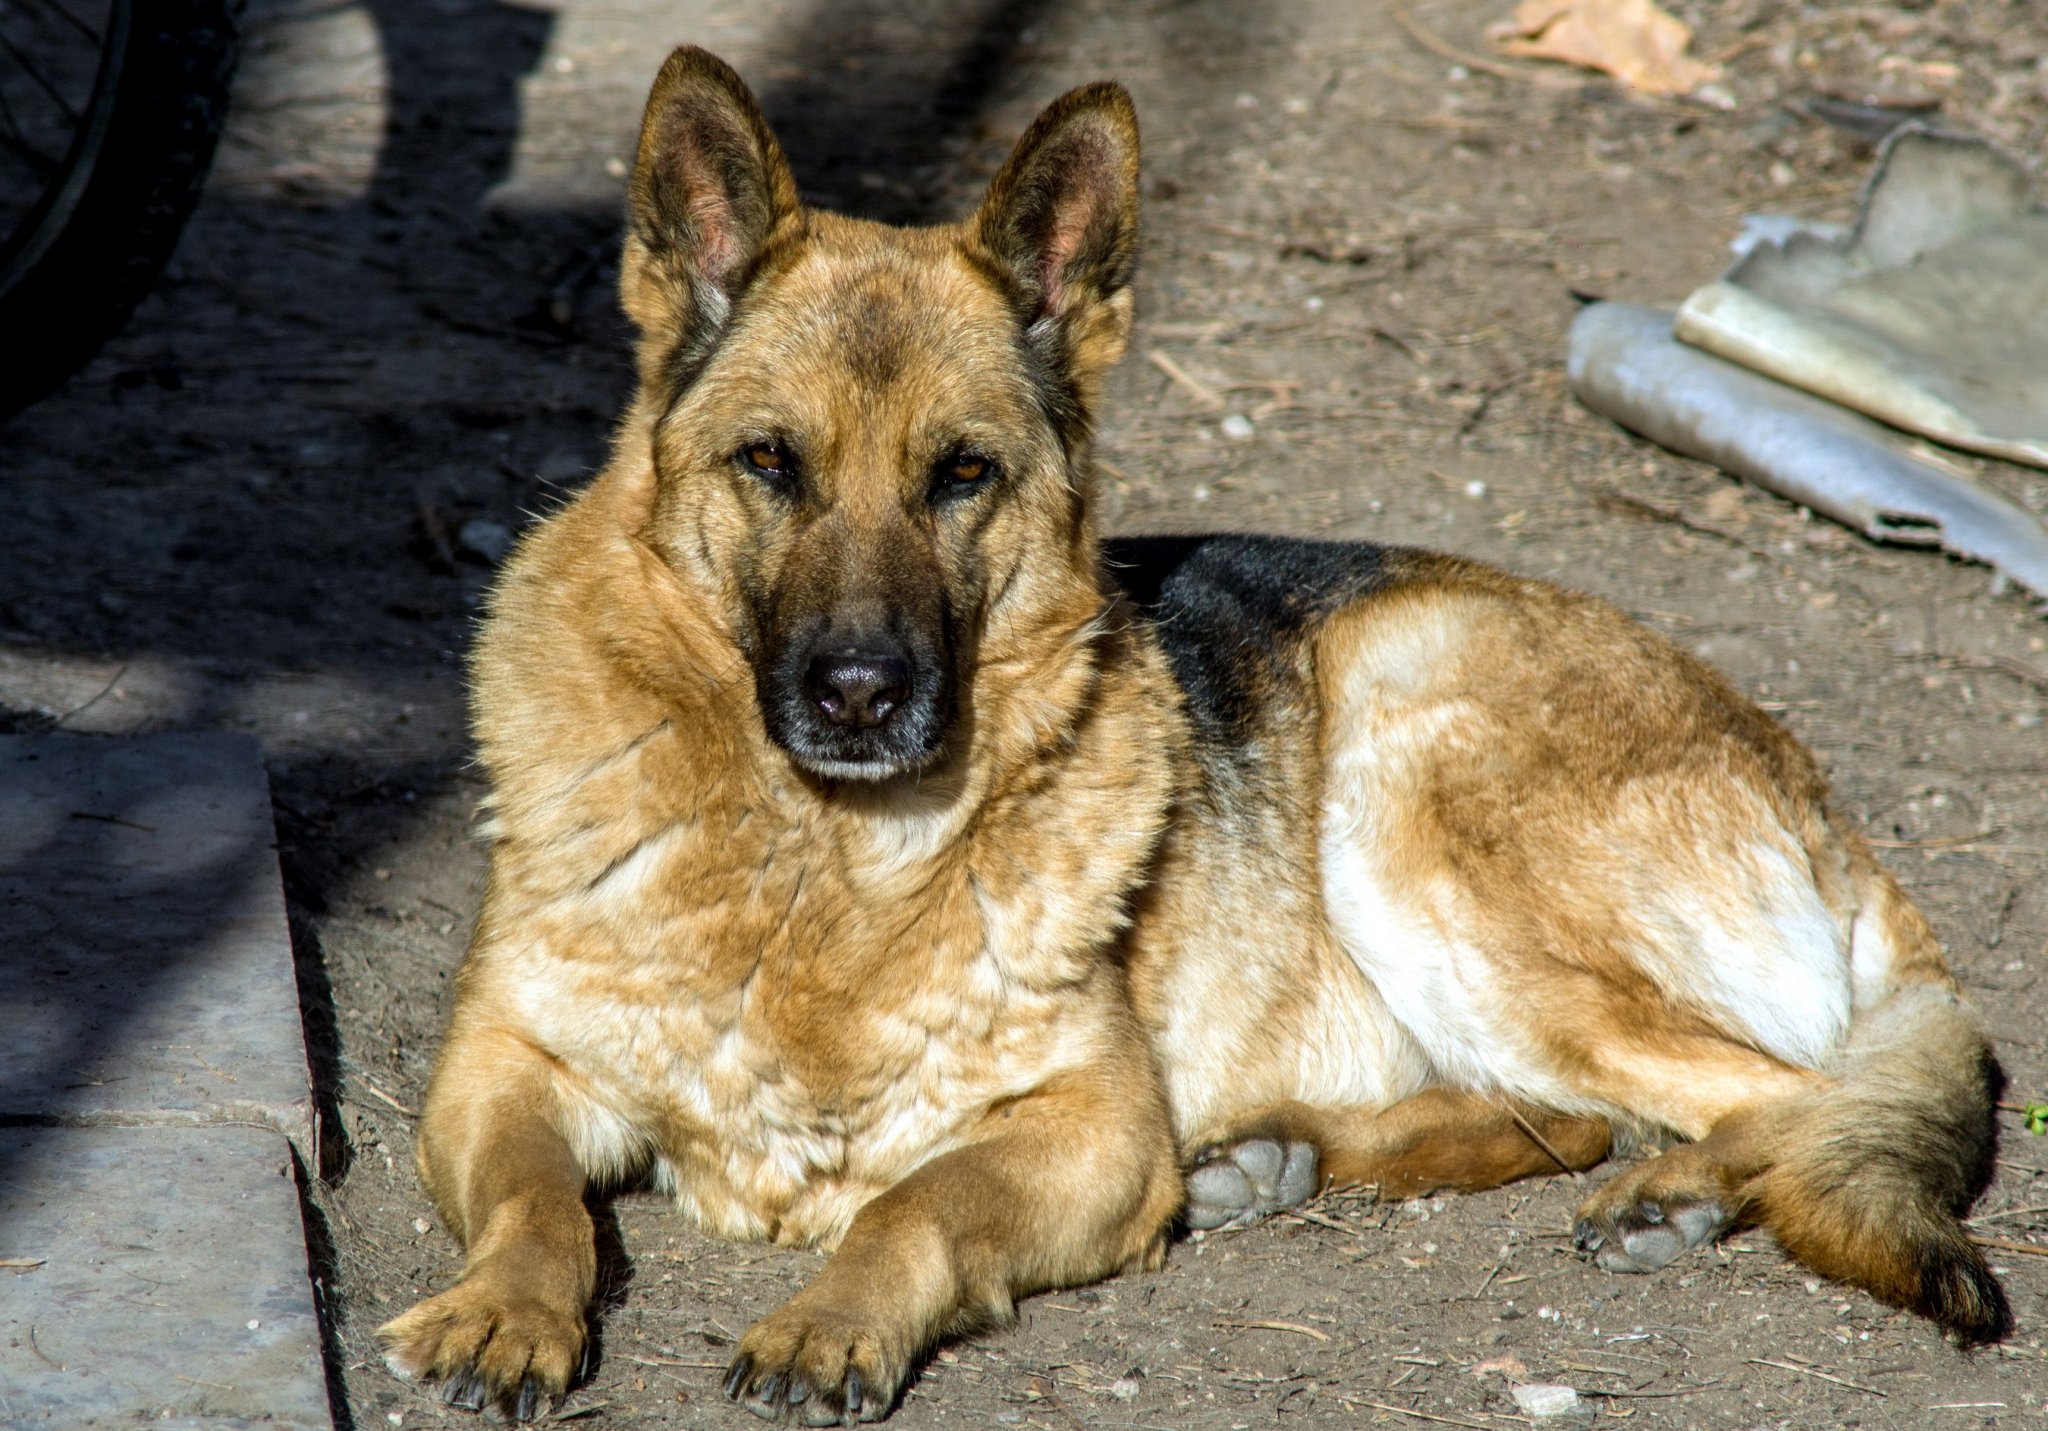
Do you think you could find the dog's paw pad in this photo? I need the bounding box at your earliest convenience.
[1185,1138,1319,1231]
[1575,1195,1728,1274]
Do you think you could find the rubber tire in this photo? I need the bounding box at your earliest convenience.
[0,0,242,419]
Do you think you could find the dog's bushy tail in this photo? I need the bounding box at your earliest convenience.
[1744,875,2009,1344]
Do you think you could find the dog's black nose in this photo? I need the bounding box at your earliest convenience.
[804,651,912,729]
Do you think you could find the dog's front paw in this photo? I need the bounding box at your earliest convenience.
[377,1270,585,1422]
[1184,1137,1319,1231]
[726,1293,917,1426]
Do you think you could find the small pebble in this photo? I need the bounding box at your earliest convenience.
[1220,413,1256,441]
[1512,1383,1583,1418]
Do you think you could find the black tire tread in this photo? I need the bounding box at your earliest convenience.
[0,0,243,419]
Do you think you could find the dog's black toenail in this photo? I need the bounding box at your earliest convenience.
[513,1376,542,1422]
[443,1369,487,1411]
[725,1355,754,1400]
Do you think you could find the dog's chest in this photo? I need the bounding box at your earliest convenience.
[501,792,1094,1242]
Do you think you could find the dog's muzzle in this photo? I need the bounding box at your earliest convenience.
[757,621,954,780]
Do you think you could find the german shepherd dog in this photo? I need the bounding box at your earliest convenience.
[379,47,2009,1424]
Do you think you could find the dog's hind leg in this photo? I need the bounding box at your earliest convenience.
[1570,971,2010,1342]
[377,1024,600,1422]
[1185,1090,1611,1230]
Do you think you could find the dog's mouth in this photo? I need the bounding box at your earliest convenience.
[755,628,956,782]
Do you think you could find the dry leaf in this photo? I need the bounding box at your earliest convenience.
[1489,0,1720,97]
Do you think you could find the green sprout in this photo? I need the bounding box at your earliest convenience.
[2027,1102,2048,1137]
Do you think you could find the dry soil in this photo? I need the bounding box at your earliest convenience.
[3,1,2046,1427]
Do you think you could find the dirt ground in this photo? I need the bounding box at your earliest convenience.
[4,0,2047,1426]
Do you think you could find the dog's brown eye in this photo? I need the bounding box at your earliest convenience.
[931,451,998,503]
[742,441,788,475]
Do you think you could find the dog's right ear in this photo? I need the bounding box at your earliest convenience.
[621,47,800,389]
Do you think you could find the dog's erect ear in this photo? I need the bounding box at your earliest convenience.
[621,47,800,387]
[972,82,1140,410]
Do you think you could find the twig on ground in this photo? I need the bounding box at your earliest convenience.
[1145,350,1225,411]
[1970,1203,2048,1224]
[1347,1399,1490,1429]
[1747,1359,1885,1396]
[54,664,128,729]
[1472,1249,1511,1297]
[1212,1318,1330,1342]
[1387,4,1571,88]
[1583,1380,1719,1399]
[1555,1360,1636,1378]
[68,810,156,832]
[355,1078,420,1118]
[1282,1205,1358,1235]
[1972,1235,2048,1258]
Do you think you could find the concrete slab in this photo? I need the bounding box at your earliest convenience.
[0,732,313,1158]
[0,1124,333,1429]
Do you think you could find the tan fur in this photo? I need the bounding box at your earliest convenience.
[380,48,2007,1425]
[1207,1090,1613,1199]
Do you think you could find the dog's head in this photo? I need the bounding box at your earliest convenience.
[617,48,1138,782]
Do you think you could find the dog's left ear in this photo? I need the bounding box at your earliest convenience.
[621,47,802,391]
[972,82,1141,406]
